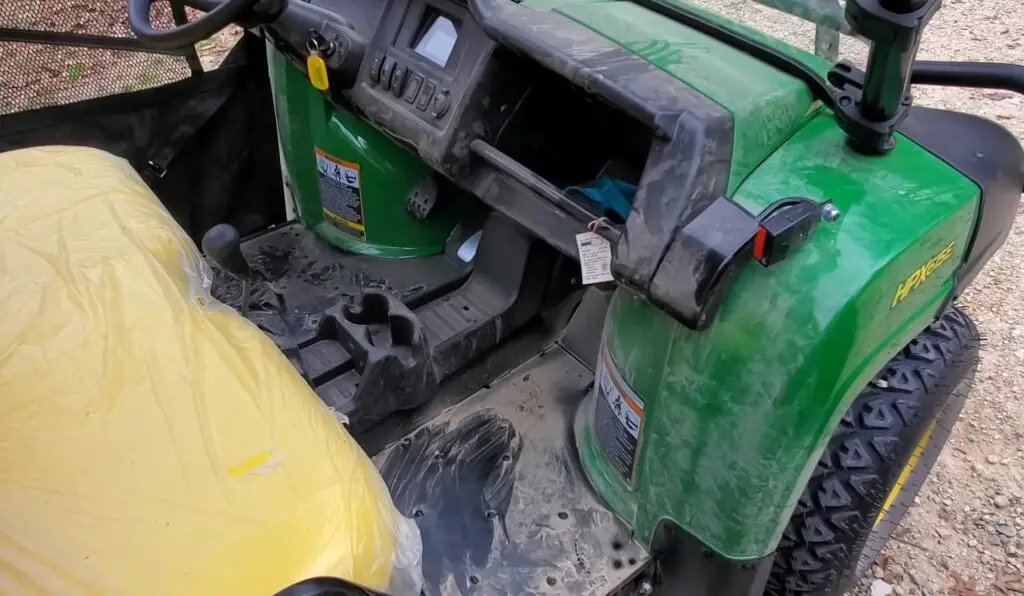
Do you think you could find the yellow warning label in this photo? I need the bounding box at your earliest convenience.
[594,350,645,479]
[314,148,365,240]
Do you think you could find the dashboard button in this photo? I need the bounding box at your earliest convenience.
[367,52,383,84]
[416,80,436,111]
[391,64,407,97]
[380,57,396,92]
[403,73,423,104]
[431,90,451,119]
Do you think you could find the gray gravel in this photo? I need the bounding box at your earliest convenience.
[687,1,1024,593]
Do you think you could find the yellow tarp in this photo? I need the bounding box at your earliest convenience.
[0,147,421,595]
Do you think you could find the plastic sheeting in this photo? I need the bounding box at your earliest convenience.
[0,146,422,595]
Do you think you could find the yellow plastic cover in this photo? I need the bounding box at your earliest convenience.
[0,147,422,595]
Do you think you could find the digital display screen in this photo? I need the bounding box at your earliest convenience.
[412,12,459,68]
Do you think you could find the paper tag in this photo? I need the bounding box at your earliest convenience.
[575,232,613,284]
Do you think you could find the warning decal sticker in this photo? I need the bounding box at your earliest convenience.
[315,148,365,239]
[593,348,645,480]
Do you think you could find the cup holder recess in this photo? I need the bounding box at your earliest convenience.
[324,290,439,428]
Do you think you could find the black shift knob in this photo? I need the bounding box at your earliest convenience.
[201,223,252,280]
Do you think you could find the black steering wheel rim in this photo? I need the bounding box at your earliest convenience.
[128,0,259,50]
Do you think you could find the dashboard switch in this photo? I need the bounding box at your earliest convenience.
[391,64,407,97]
[431,90,451,119]
[380,57,396,92]
[404,73,423,104]
[368,52,383,84]
[416,80,436,111]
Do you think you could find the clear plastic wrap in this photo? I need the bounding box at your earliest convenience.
[0,146,422,595]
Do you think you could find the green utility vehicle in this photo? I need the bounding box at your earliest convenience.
[2,0,1023,593]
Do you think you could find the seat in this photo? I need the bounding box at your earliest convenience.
[0,147,420,595]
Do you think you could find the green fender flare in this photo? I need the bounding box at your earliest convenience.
[575,113,980,559]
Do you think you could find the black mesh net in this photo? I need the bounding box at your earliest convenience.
[0,1,193,115]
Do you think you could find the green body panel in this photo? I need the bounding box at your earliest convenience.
[558,1,817,190]
[576,113,980,559]
[526,0,836,70]
[268,46,461,257]
[662,0,833,70]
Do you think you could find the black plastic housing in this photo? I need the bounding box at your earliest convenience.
[836,0,939,153]
[648,197,758,330]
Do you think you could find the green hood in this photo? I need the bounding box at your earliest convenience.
[530,0,830,192]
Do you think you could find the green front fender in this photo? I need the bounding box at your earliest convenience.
[576,112,980,559]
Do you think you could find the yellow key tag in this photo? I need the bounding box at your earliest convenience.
[307,54,330,91]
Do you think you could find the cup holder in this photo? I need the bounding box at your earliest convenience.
[342,290,420,350]
[342,291,391,326]
[324,289,438,429]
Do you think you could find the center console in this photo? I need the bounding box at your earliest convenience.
[351,0,529,174]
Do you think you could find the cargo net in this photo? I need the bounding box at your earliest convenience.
[0,1,196,115]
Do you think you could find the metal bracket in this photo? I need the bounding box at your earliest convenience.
[829,0,940,153]
[828,61,912,154]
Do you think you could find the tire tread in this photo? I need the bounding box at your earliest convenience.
[765,307,980,595]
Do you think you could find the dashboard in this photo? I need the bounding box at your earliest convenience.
[350,0,529,174]
[364,1,467,120]
[281,0,743,329]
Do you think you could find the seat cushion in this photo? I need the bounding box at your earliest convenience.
[0,147,420,595]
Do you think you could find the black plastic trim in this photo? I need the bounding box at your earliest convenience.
[467,0,671,130]
[651,520,774,596]
[898,107,1024,295]
[275,577,387,596]
[470,139,601,228]
[627,0,835,106]
[649,196,759,329]
[401,0,736,326]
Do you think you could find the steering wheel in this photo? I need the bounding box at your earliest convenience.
[128,0,260,50]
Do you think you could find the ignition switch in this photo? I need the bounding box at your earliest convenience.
[306,31,337,59]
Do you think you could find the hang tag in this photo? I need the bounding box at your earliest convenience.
[307,54,330,91]
[575,232,613,284]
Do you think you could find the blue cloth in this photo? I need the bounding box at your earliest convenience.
[566,176,637,222]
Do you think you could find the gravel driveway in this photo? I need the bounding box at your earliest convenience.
[690,1,1024,594]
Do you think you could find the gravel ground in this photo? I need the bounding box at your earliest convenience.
[689,2,1024,594]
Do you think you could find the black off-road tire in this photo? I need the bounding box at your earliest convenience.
[765,307,980,595]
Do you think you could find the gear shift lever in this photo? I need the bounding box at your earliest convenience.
[201,224,311,384]
[202,223,254,316]
[202,223,252,279]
